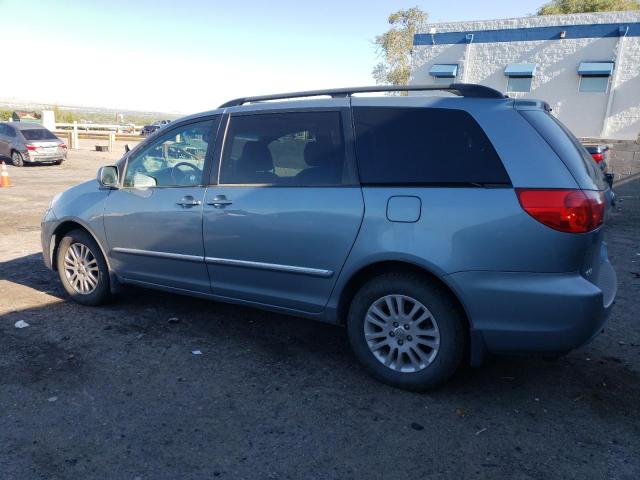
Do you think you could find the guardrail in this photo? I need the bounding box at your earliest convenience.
[55,122,143,134]
[54,121,145,150]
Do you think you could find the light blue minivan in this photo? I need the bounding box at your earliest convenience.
[41,85,617,390]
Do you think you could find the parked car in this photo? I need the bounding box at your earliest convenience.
[140,119,171,136]
[585,144,614,186]
[41,84,617,390]
[584,144,615,205]
[0,122,67,166]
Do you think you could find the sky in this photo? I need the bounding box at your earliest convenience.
[0,0,543,114]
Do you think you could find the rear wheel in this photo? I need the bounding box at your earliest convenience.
[56,229,111,306]
[11,151,24,167]
[347,273,466,391]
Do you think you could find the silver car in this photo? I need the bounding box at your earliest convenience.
[0,122,67,166]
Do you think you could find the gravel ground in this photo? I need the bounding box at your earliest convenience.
[1,145,639,480]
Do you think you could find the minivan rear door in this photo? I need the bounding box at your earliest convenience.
[202,104,364,313]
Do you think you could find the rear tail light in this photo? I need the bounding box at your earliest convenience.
[591,152,604,163]
[25,144,38,151]
[516,188,605,233]
[59,143,67,149]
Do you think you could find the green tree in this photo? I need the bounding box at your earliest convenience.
[373,7,428,86]
[537,0,640,15]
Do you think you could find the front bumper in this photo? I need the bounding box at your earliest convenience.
[448,259,617,355]
[41,211,58,270]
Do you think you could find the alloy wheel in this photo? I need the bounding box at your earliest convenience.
[364,294,440,373]
[63,242,100,294]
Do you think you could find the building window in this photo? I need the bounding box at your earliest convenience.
[578,62,614,93]
[429,64,458,84]
[504,63,536,93]
[507,77,533,93]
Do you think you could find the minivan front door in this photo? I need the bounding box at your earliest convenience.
[202,109,364,313]
[104,117,220,293]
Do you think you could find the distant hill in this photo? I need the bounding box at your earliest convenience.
[0,99,183,125]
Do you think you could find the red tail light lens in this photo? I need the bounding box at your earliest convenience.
[25,144,37,151]
[516,189,605,233]
[591,153,603,163]
[59,143,67,149]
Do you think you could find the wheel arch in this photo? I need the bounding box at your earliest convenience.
[335,259,484,365]
[50,219,111,272]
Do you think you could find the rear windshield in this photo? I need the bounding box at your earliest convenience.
[519,110,606,190]
[352,107,510,185]
[20,128,58,141]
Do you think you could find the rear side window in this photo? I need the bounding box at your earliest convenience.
[20,128,57,141]
[352,107,509,185]
[520,110,606,190]
[220,111,349,186]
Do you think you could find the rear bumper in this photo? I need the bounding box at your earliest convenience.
[448,260,617,355]
[25,154,65,163]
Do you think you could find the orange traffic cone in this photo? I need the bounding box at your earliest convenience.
[0,161,10,188]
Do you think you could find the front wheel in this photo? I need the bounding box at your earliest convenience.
[56,229,111,306]
[347,273,466,391]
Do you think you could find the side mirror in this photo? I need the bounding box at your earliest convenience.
[97,165,118,188]
[125,144,130,153]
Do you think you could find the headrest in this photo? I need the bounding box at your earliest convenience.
[238,141,273,172]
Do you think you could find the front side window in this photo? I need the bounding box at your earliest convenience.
[219,111,346,186]
[353,107,510,185]
[123,119,215,188]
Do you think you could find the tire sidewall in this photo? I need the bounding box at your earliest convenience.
[347,274,466,391]
[56,229,110,306]
[12,151,24,167]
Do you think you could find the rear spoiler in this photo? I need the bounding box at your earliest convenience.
[513,98,552,113]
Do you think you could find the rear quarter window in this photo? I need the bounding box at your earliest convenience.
[519,110,606,191]
[352,107,510,185]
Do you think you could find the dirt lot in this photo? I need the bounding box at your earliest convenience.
[1,144,639,479]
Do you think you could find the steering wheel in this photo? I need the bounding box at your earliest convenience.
[171,162,201,185]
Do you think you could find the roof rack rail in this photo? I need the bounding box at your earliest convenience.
[218,83,506,108]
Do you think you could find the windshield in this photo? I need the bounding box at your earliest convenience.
[20,128,58,141]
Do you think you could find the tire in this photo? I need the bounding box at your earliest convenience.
[347,273,466,391]
[56,229,111,306]
[11,151,24,167]
[54,159,63,165]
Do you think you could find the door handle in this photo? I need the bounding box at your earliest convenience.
[207,195,233,208]
[176,196,202,207]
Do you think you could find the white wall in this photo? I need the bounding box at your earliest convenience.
[410,11,640,140]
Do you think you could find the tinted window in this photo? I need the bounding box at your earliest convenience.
[579,76,609,93]
[124,119,215,188]
[20,127,57,141]
[520,110,606,190]
[353,107,509,185]
[220,111,347,186]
